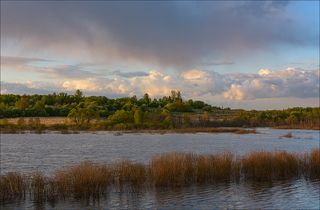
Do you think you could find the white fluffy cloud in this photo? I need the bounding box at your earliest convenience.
[223,68,319,100]
[62,79,102,92]
[181,69,227,96]
[2,68,319,104]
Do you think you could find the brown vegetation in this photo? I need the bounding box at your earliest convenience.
[0,118,258,134]
[242,151,300,180]
[4,117,67,125]
[280,132,294,139]
[1,149,319,203]
[150,152,240,187]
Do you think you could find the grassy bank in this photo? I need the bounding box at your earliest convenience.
[1,149,319,203]
[1,115,319,135]
[0,118,257,134]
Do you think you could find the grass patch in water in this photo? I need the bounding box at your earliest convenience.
[0,149,319,203]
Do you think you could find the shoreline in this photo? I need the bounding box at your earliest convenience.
[1,126,319,134]
[1,117,319,133]
[0,127,258,134]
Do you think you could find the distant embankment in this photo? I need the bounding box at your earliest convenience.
[0,117,257,134]
[0,115,319,133]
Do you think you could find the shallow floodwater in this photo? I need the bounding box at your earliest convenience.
[2,179,320,209]
[1,128,319,174]
[1,128,319,209]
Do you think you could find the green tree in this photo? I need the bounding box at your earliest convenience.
[15,96,29,110]
[134,108,143,125]
[68,102,99,125]
[143,93,151,105]
[33,101,45,110]
[108,110,133,125]
[74,89,83,103]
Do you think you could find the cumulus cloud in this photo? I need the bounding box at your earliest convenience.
[62,79,102,92]
[180,69,227,96]
[2,67,319,104]
[223,68,319,100]
[1,1,316,69]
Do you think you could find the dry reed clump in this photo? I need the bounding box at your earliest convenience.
[241,151,300,181]
[115,161,147,188]
[150,152,240,187]
[30,172,49,202]
[302,149,320,179]
[0,172,27,202]
[150,153,197,187]
[196,153,240,183]
[0,149,319,203]
[52,162,113,199]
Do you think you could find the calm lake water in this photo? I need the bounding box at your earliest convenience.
[1,128,319,209]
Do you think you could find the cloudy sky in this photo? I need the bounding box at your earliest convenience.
[1,1,319,109]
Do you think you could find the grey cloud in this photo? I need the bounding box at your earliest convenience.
[112,70,149,78]
[1,81,63,95]
[201,61,235,66]
[1,1,315,69]
[235,1,290,17]
[1,56,100,79]
[41,65,100,79]
[1,56,49,66]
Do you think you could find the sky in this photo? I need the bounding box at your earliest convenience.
[1,1,319,110]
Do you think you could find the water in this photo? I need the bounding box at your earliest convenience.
[1,128,319,209]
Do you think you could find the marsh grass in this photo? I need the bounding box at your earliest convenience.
[0,172,27,202]
[30,172,48,202]
[150,153,197,187]
[53,162,113,200]
[302,149,320,179]
[116,161,147,188]
[150,152,240,187]
[195,153,241,183]
[242,151,300,181]
[1,149,319,203]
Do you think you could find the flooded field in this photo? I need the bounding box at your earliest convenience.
[1,128,319,209]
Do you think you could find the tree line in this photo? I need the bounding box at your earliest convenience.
[0,90,319,130]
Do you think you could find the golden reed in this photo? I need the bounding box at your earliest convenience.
[1,149,319,202]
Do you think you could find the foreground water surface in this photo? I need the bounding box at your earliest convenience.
[1,128,319,209]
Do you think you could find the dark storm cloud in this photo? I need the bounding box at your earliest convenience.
[1,1,315,69]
